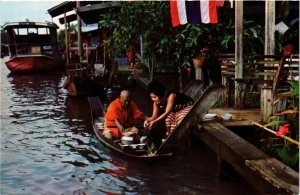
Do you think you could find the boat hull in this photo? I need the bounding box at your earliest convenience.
[5,55,63,73]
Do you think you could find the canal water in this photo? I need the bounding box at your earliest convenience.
[0,57,254,194]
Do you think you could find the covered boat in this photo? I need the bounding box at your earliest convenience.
[3,22,63,73]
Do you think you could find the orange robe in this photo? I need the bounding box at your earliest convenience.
[104,98,143,138]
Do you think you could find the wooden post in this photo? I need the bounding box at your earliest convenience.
[76,1,83,63]
[261,1,275,122]
[64,10,69,67]
[221,76,231,107]
[150,54,154,81]
[260,87,273,122]
[265,1,275,56]
[234,1,244,109]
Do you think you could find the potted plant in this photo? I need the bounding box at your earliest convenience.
[192,47,209,68]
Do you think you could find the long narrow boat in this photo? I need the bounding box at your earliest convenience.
[88,81,226,158]
[88,96,172,160]
[2,22,63,73]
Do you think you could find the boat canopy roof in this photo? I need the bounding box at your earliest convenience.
[48,1,121,25]
[3,22,58,30]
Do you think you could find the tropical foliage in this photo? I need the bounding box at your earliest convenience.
[262,81,299,170]
[58,24,77,50]
[97,1,264,70]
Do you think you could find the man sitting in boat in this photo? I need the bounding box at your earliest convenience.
[144,80,194,149]
[103,90,148,140]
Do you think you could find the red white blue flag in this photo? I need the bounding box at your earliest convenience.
[170,0,222,27]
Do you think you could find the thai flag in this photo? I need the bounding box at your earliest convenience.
[170,0,222,27]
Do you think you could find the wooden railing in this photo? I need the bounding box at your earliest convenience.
[217,54,299,112]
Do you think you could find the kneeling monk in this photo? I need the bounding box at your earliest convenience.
[104,90,148,140]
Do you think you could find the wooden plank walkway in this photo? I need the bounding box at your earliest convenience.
[194,122,299,194]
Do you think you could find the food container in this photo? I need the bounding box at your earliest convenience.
[130,143,146,150]
[221,113,232,120]
[123,131,135,137]
[203,113,217,121]
[95,123,104,130]
[121,136,135,145]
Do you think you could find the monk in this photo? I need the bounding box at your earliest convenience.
[103,90,148,140]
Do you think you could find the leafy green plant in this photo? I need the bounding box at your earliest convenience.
[57,24,77,50]
[99,1,176,64]
[277,141,299,168]
[146,142,156,155]
[215,18,264,54]
[262,81,299,170]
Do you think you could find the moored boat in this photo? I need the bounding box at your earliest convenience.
[3,21,63,73]
[63,63,105,97]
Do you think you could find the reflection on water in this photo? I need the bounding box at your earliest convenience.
[0,59,254,194]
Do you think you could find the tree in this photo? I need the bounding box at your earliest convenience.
[57,23,77,50]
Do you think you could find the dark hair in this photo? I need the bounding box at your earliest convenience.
[147,80,166,99]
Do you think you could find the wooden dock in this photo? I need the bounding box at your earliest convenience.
[208,108,261,127]
[194,122,299,194]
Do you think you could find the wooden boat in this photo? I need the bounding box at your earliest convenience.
[2,22,63,73]
[88,96,172,159]
[63,63,106,97]
[88,81,226,158]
